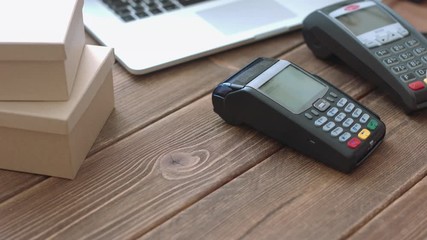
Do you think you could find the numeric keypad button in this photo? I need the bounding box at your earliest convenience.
[331,127,344,137]
[416,68,426,77]
[391,44,406,53]
[406,39,419,48]
[375,49,390,58]
[360,114,370,123]
[323,122,336,132]
[327,107,339,117]
[339,132,352,142]
[352,108,363,118]
[344,103,355,113]
[383,57,399,66]
[408,60,422,69]
[314,116,328,126]
[414,46,427,55]
[399,52,414,61]
[335,112,346,122]
[391,65,408,74]
[337,98,348,108]
[350,123,362,133]
[343,118,354,128]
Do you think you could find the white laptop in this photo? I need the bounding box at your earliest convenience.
[83,0,344,75]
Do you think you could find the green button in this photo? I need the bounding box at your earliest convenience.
[367,119,378,130]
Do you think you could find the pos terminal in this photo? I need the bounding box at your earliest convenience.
[212,58,385,172]
[303,0,427,113]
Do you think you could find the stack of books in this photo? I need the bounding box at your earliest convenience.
[0,0,115,179]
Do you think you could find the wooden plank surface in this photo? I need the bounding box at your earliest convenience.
[1,1,427,239]
[350,176,427,240]
[0,95,282,239]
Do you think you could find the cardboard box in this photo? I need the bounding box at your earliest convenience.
[0,0,85,101]
[0,45,115,179]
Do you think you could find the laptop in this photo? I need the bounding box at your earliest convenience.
[83,0,344,75]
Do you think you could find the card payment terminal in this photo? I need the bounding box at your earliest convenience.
[212,58,385,173]
[303,0,427,113]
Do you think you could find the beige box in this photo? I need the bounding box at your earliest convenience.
[0,0,85,101]
[0,45,115,179]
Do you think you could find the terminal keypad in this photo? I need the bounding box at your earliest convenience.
[307,92,379,150]
[373,37,427,91]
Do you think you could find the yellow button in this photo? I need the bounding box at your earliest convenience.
[358,129,371,140]
[424,78,427,85]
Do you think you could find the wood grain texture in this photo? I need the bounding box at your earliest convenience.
[349,176,427,240]
[0,172,45,202]
[0,95,282,240]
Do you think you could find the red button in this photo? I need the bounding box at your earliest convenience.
[347,137,361,149]
[344,4,360,11]
[408,81,425,91]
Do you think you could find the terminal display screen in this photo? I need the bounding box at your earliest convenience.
[259,65,327,113]
[337,6,396,36]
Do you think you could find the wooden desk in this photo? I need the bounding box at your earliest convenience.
[1,1,427,239]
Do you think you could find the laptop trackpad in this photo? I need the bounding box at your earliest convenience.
[197,0,296,35]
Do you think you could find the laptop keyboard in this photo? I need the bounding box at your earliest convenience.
[102,0,211,22]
